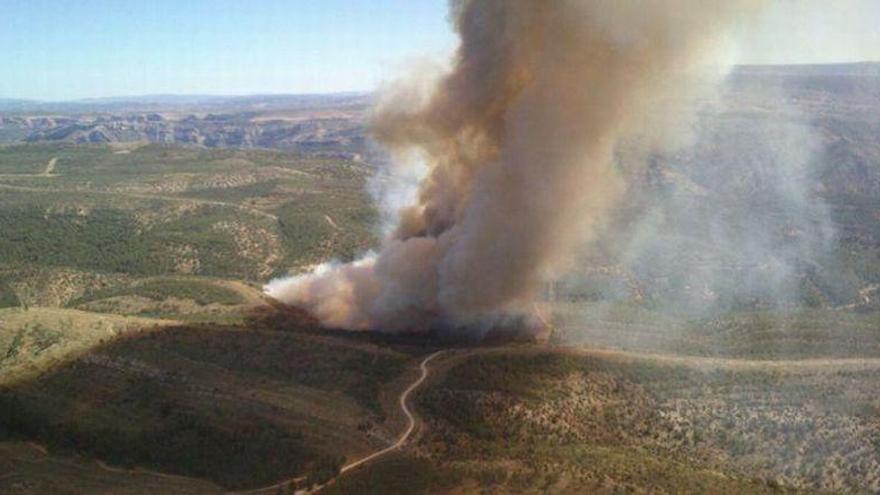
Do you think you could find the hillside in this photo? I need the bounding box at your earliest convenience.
[0,307,433,491]
[1,63,880,493]
[401,347,880,493]
[0,144,378,289]
[557,62,880,315]
[0,94,372,157]
[0,143,394,491]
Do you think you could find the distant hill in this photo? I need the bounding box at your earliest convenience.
[734,61,880,77]
[729,61,880,99]
[0,99,43,112]
[0,92,372,115]
[3,62,878,152]
[1,63,880,494]
[0,93,373,156]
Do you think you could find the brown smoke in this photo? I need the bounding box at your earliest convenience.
[265,0,765,332]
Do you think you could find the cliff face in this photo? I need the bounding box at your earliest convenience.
[0,94,373,157]
[7,113,366,157]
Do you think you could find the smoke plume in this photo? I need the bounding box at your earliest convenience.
[266,0,764,332]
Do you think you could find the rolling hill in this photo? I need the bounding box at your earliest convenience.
[1,63,880,493]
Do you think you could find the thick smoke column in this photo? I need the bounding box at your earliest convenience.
[266,0,764,332]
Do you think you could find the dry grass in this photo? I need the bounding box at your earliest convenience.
[0,308,177,386]
[409,346,878,493]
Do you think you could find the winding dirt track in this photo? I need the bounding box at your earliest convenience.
[0,157,58,178]
[340,350,444,474]
[0,182,278,222]
[43,157,58,176]
[234,350,445,495]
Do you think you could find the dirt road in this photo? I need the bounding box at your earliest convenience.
[0,157,58,178]
[339,350,444,474]
[0,182,278,222]
[232,350,445,495]
[43,157,57,176]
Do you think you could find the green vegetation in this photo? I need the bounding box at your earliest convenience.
[0,310,415,490]
[0,392,339,490]
[552,301,880,359]
[0,136,877,493]
[0,440,222,493]
[151,324,409,418]
[2,324,60,362]
[0,206,154,274]
[0,143,379,282]
[0,200,280,280]
[0,283,20,309]
[413,349,879,493]
[274,188,378,270]
[68,279,244,307]
[0,144,60,174]
[323,454,462,495]
[183,178,281,202]
[0,144,403,489]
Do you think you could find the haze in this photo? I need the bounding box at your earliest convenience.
[3,1,880,493]
[2,0,878,101]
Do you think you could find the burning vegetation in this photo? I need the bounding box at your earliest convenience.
[266,0,766,334]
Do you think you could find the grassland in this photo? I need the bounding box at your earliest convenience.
[0,143,378,286]
[61,277,254,323]
[314,300,880,493]
[0,282,20,309]
[0,307,429,490]
[394,347,879,493]
[2,141,880,493]
[0,308,179,386]
[0,143,397,492]
[551,301,880,359]
[0,143,380,324]
[0,145,60,174]
[0,441,224,494]
[68,278,245,308]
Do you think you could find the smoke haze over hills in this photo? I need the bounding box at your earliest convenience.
[266,0,768,332]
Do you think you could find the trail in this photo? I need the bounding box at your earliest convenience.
[324,215,341,230]
[0,182,278,222]
[233,350,445,495]
[94,460,214,486]
[569,347,880,372]
[4,442,218,491]
[42,157,57,176]
[130,276,270,307]
[0,157,59,178]
[211,279,273,306]
[457,344,880,373]
[339,350,444,474]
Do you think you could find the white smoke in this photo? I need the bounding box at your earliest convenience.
[266,0,767,333]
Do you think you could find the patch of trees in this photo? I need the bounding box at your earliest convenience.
[272,191,379,276]
[0,391,338,489]
[0,282,20,309]
[0,207,147,273]
[0,205,267,280]
[149,327,408,419]
[323,454,461,495]
[68,279,244,307]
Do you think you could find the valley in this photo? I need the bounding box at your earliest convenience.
[1,64,880,493]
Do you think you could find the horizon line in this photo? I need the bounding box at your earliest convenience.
[2,60,879,104]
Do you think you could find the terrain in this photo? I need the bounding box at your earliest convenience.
[0,63,879,493]
[0,138,394,492]
[0,94,371,159]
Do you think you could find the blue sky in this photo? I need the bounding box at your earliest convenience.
[2,0,878,101]
[1,0,455,100]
